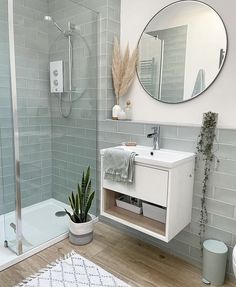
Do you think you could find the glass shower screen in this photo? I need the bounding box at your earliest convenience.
[3,0,98,256]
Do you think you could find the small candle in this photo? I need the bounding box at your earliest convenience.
[118,110,126,120]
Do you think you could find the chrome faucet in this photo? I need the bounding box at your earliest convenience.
[147,126,160,150]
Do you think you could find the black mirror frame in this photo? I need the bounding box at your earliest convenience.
[136,0,228,104]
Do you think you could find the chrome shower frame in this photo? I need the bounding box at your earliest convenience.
[7,0,23,255]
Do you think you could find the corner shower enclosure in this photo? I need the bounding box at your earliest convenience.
[0,0,98,270]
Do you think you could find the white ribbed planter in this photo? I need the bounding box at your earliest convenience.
[69,214,98,245]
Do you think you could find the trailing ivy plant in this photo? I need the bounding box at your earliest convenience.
[196,111,219,250]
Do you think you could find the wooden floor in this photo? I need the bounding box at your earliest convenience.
[0,222,235,287]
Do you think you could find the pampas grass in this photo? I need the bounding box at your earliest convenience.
[112,37,139,105]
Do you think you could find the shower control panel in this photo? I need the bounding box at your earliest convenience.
[50,61,63,93]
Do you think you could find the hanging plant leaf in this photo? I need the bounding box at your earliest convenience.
[195,111,219,252]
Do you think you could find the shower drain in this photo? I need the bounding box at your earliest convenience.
[55,211,67,217]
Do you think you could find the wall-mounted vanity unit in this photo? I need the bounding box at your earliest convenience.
[100,146,195,242]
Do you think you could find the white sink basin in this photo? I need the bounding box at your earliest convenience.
[105,145,195,168]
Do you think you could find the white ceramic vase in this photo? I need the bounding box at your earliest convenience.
[112,104,122,120]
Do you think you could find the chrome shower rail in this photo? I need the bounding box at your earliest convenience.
[7,0,23,255]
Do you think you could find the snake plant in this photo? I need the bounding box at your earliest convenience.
[65,166,95,223]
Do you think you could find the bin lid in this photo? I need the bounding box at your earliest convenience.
[203,240,228,254]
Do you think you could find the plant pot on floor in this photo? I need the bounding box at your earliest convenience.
[65,166,97,246]
[69,214,98,245]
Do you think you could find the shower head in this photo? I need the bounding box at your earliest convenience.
[43,15,65,35]
[44,15,53,22]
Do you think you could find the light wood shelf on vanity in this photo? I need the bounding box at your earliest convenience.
[103,188,166,237]
[106,206,166,236]
[100,148,195,242]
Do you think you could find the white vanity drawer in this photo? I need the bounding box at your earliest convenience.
[103,164,168,207]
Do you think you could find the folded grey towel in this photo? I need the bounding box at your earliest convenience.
[103,148,136,183]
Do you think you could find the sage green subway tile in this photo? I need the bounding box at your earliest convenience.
[2,157,14,167]
[52,151,72,162]
[232,236,236,246]
[42,167,52,177]
[84,129,97,140]
[76,118,97,130]
[68,144,90,155]
[55,135,76,145]
[40,142,51,151]
[193,195,235,218]
[42,159,52,168]
[1,147,14,158]
[53,175,67,186]
[0,108,12,118]
[52,159,68,170]
[24,0,48,12]
[161,138,196,152]
[216,158,236,175]
[117,122,144,135]
[193,180,213,198]
[21,178,41,190]
[21,170,41,180]
[219,129,236,145]
[22,194,43,209]
[16,67,39,79]
[175,231,199,248]
[216,144,236,160]
[130,135,152,147]
[177,126,200,140]
[70,155,96,168]
[158,125,178,139]
[212,172,236,190]
[108,6,120,22]
[168,239,190,255]
[214,187,236,205]
[97,141,118,150]
[53,142,68,153]
[0,118,12,128]
[189,221,233,246]
[52,189,68,204]
[1,202,15,214]
[189,246,201,261]
[98,131,130,144]
[1,165,14,176]
[42,191,51,201]
[2,175,14,186]
[0,76,10,88]
[213,215,236,234]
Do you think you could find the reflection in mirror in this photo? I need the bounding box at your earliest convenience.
[137,1,227,103]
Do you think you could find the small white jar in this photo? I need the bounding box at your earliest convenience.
[118,110,126,120]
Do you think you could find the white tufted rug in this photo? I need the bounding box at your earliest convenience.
[16,251,130,287]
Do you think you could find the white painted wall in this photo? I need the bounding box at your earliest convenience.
[120,0,236,128]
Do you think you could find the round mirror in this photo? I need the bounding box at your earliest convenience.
[137,1,227,104]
